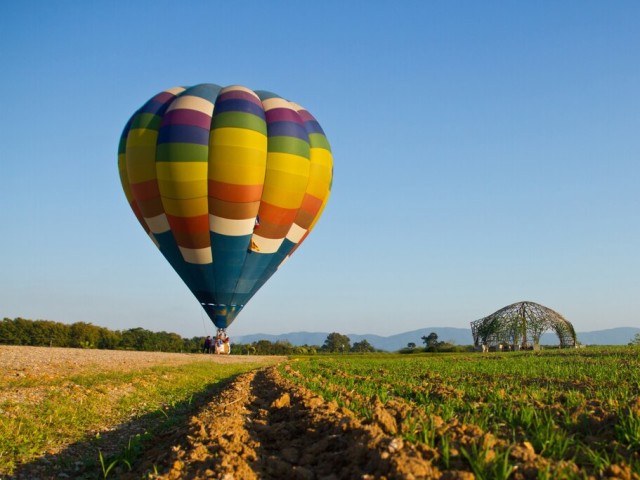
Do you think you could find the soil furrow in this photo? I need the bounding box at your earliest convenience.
[136,366,445,480]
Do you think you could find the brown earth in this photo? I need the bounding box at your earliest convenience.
[1,345,273,381]
[125,365,451,480]
[4,347,639,480]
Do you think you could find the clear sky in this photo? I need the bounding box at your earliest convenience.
[1,1,638,339]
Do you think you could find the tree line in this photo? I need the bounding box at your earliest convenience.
[0,319,379,355]
[1,317,201,352]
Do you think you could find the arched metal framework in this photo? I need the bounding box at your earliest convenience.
[470,301,577,350]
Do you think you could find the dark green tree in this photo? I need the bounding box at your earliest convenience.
[97,328,121,350]
[0,318,30,345]
[70,322,101,348]
[322,332,351,353]
[422,332,440,350]
[253,339,275,355]
[120,327,155,351]
[351,339,375,353]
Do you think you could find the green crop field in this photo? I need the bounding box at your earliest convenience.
[283,347,640,479]
[3,347,639,479]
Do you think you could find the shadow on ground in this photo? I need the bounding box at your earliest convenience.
[8,376,240,480]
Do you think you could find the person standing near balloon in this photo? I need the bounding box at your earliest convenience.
[203,335,211,354]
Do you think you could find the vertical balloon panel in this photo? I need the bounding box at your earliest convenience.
[209,86,267,311]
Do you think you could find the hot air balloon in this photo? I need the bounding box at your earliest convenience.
[118,84,333,337]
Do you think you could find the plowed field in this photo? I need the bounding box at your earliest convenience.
[3,346,640,479]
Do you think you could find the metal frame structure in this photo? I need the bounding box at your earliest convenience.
[470,301,577,350]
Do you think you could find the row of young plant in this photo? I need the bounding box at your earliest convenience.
[282,347,640,479]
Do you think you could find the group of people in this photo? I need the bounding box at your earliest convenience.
[203,331,231,355]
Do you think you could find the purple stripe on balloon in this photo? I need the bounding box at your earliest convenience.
[295,110,325,135]
[154,91,178,103]
[217,90,263,107]
[265,108,303,124]
[157,125,210,145]
[296,110,315,122]
[267,121,309,141]
[163,109,212,130]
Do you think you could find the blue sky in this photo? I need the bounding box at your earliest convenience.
[1,1,638,339]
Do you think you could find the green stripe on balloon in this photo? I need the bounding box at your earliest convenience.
[267,136,310,157]
[308,133,331,150]
[156,143,209,162]
[211,111,267,134]
[131,113,163,130]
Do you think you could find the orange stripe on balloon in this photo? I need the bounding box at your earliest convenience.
[172,230,210,249]
[300,193,323,214]
[166,214,210,233]
[208,198,260,220]
[130,180,161,202]
[208,180,263,203]
[137,197,165,218]
[258,202,298,225]
[166,214,210,249]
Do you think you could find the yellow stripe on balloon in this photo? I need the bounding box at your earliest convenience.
[210,127,266,149]
[125,128,159,183]
[158,179,207,199]
[118,154,134,204]
[126,128,158,147]
[261,151,310,208]
[156,161,208,181]
[161,196,208,217]
[125,149,157,183]
[306,150,333,198]
[209,146,267,185]
[157,162,208,199]
[267,152,310,177]
[209,128,267,185]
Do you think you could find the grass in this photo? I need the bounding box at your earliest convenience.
[283,347,640,478]
[0,359,271,477]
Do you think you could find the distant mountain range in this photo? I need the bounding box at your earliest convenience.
[233,327,640,352]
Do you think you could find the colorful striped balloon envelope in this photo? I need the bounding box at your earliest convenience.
[118,84,333,329]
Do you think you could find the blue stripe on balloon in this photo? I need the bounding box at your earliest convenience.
[182,83,223,101]
[157,124,210,145]
[210,232,252,305]
[232,252,276,303]
[303,120,325,135]
[254,90,280,101]
[267,121,309,141]
[155,231,217,306]
[214,98,265,118]
[245,239,293,301]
